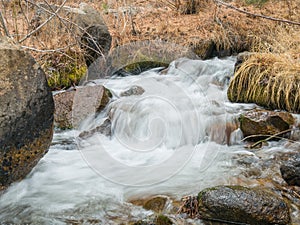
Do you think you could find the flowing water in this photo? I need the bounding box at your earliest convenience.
[0,57,299,224]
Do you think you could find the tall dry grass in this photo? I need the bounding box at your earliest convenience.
[228,23,300,112]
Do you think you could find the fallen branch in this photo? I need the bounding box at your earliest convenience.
[177,195,199,219]
[214,0,300,26]
[21,44,75,53]
[242,128,295,149]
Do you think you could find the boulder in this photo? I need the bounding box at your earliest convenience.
[77,3,112,66]
[198,186,290,225]
[53,85,112,129]
[280,154,300,186]
[86,40,198,80]
[0,37,54,189]
[239,109,295,140]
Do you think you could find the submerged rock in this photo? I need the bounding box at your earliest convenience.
[198,186,290,225]
[130,195,169,214]
[239,109,295,140]
[280,155,300,186]
[120,85,145,97]
[79,118,111,139]
[54,85,112,129]
[0,37,54,189]
[143,196,168,213]
[155,214,173,225]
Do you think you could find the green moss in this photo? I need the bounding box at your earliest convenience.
[155,215,172,225]
[119,61,168,75]
[47,65,87,91]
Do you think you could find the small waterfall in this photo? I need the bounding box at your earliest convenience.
[77,57,242,187]
[0,57,262,224]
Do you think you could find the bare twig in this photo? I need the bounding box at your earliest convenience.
[242,128,294,142]
[0,10,10,37]
[214,0,300,26]
[18,1,31,26]
[25,0,105,59]
[242,128,295,149]
[19,0,68,43]
[21,44,76,53]
[177,195,199,218]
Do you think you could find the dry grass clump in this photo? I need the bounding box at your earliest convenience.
[228,17,300,112]
[228,50,300,112]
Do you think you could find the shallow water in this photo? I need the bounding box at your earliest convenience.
[0,57,298,224]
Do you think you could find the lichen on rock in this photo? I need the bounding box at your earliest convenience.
[0,37,54,189]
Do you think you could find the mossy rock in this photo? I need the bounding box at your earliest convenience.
[85,40,198,80]
[115,61,169,76]
[198,185,291,225]
[155,215,173,225]
[47,64,87,91]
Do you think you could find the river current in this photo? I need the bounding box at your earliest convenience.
[0,57,298,224]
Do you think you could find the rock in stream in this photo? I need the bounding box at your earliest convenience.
[0,37,54,189]
[198,185,290,225]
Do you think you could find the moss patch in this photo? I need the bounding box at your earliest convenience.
[155,215,172,225]
[47,65,87,91]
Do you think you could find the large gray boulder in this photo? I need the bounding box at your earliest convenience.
[0,37,54,189]
[76,3,112,66]
[198,186,290,225]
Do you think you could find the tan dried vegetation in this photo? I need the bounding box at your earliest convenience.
[1,0,299,91]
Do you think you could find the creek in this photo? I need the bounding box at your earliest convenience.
[0,57,299,224]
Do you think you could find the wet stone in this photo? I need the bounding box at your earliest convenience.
[78,118,111,139]
[239,109,295,141]
[130,195,169,214]
[198,185,291,225]
[120,85,145,97]
[280,154,300,186]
